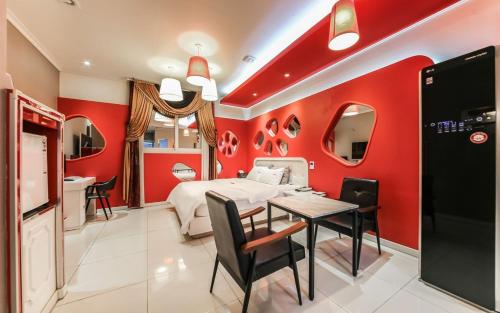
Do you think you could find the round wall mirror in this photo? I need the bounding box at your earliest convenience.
[276,139,288,156]
[64,116,105,160]
[266,119,279,137]
[264,140,273,155]
[254,131,264,149]
[172,163,196,181]
[218,130,239,158]
[324,104,375,165]
[284,115,301,138]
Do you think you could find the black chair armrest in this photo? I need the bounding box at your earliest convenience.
[241,221,307,254]
[239,207,265,220]
[357,205,380,214]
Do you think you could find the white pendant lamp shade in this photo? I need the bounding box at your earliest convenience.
[202,79,218,101]
[159,78,183,101]
[328,0,360,51]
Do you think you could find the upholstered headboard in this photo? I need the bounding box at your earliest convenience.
[254,157,308,186]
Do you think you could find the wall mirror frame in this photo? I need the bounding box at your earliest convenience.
[254,131,265,150]
[64,115,106,161]
[322,102,377,167]
[276,139,288,156]
[263,140,273,156]
[283,114,301,138]
[218,130,239,158]
[172,162,197,181]
[266,118,279,137]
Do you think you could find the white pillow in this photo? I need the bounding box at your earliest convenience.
[258,168,285,186]
[246,166,267,181]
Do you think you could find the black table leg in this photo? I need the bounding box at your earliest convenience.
[307,220,315,300]
[352,211,358,277]
[267,202,272,230]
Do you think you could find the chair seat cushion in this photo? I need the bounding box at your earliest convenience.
[87,192,111,199]
[317,212,375,235]
[245,228,305,281]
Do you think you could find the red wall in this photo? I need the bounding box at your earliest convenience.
[214,117,248,178]
[58,97,129,207]
[144,153,201,203]
[244,56,433,249]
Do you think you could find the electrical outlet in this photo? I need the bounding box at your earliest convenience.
[309,161,315,170]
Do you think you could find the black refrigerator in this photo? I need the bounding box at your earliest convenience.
[421,46,498,311]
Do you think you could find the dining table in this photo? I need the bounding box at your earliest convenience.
[267,194,359,301]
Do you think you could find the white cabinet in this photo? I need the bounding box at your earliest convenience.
[22,208,56,313]
[63,177,96,230]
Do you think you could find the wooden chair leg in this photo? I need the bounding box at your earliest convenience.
[338,232,342,239]
[250,216,255,232]
[105,197,113,215]
[98,195,108,220]
[288,237,302,305]
[210,256,219,293]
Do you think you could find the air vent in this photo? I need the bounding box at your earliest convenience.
[242,55,256,63]
[58,0,80,7]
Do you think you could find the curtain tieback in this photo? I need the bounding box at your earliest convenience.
[126,137,139,142]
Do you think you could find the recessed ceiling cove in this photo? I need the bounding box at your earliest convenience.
[221,0,460,108]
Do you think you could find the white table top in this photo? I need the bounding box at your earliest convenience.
[269,195,358,219]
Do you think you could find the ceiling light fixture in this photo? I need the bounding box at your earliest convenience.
[186,43,210,86]
[284,73,290,78]
[82,60,91,67]
[160,78,183,102]
[328,0,359,51]
[252,93,258,97]
[242,55,256,63]
[202,79,218,101]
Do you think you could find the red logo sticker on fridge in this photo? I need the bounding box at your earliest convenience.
[470,132,488,144]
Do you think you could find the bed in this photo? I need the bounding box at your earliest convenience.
[167,157,308,237]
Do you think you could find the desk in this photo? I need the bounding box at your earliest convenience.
[63,177,96,230]
[268,195,358,300]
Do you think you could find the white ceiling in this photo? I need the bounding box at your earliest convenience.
[7,0,337,95]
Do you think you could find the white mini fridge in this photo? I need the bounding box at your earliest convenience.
[21,132,49,213]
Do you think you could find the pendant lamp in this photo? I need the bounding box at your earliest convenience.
[202,78,218,101]
[159,78,183,101]
[186,44,210,86]
[328,0,359,51]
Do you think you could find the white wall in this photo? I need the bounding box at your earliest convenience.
[59,72,129,105]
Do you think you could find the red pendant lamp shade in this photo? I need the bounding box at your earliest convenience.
[328,0,360,51]
[186,56,210,86]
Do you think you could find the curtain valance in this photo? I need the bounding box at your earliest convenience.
[123,80,218,207]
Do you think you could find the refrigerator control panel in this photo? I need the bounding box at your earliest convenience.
[423,110,496,134]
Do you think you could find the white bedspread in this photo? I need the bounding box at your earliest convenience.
[167,178,295,234]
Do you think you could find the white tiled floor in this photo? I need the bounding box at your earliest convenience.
[54,205,484,313]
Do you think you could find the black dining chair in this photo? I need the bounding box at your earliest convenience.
[85,176,117,220]
[314,177,380,271]
[206,191,307,313]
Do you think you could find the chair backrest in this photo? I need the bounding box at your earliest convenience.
[339,177,379,209]
[205,191,250,283]
[98,176,117,192]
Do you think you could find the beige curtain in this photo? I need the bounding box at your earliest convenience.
[123,80,218,207]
